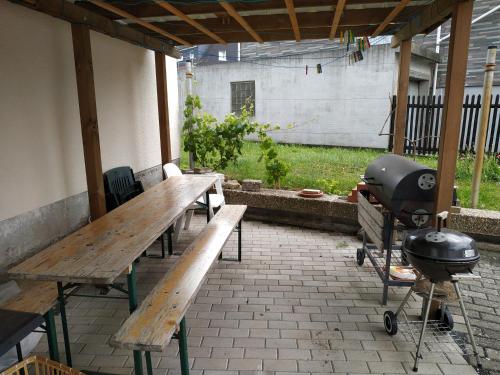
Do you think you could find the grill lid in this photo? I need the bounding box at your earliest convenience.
[403,228,479,263]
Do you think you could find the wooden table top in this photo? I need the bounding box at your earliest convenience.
[8,175,217,285]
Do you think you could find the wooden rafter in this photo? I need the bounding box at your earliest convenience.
[89,0,192,46]
[329,0,346,39]
[372,0,411,36]
[219,1,264,43]
[284,0,301,41]
[391,0,458,47]
[154,1,226,44]
[8,0,179,57]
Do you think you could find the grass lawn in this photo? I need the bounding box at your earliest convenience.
[181,141,500,211]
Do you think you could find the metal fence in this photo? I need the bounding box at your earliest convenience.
[388,94,500,155]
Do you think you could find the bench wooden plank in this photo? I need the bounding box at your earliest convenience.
[357,192,384,228]
[1,281,57,316]
[8,175,217,285]
[110,204,246,352]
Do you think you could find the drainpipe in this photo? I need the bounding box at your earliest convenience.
[471,46,496,208]
[432,27,441,96]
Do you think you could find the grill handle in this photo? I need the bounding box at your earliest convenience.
[436,211,448,232]
[361,176,383,186]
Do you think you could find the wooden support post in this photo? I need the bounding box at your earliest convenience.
[155,52,172,165]
[471,46,497,208]
[393,39,412,155]
[71,23,107,220]
[435,0,474,214]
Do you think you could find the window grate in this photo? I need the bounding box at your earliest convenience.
[231,81,255,115]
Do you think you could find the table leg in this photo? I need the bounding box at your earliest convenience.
[178,317,190,375]
[145,352,153,375]
[57,282,72,366]
[127,264,144,375]
[167,226,173,256]
[238,220,242,262]
[44,309,60,361]
[205,191,210,223]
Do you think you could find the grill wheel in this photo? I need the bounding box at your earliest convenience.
[384,310,398,335]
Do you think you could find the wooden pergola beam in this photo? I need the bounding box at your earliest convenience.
[372,0,411,37]
[155,52,172,165]
[435,0,474,214]
[284,0,301,41]
[219,1,264,43]
[154,1,226,45]
[391,0,458,47]
[89,0,192,47]
[329,0,346,39]
[393,39,412,155]
[8,0,179,58]
[71,24,107,220]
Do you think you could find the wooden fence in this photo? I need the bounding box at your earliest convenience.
[388,94,500,155]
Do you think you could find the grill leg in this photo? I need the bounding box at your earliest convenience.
[413,282,435,372]
[395,287,414,317]
[382,247,392,306]
[453,281,482,368]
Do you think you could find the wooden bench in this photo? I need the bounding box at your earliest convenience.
[1,280,61,361]
[110,204,246,375]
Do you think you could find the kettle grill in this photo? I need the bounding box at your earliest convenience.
[383,212,482,372]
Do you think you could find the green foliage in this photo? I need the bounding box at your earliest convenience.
[182,95,256,170]
[256,124,289,188]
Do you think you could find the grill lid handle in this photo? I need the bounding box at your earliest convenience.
[436,211,448,232]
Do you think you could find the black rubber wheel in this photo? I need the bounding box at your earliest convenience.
[384,310,398,335]
[438,307,454,331]
[356,248,365,266]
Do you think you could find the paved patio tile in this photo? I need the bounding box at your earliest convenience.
[30,216,489,374]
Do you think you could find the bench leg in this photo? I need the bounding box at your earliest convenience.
[57,282,72,367]
[178,317,190,375]
[145,352,153,375]
[127,264,144,375]
[44,309,60,362]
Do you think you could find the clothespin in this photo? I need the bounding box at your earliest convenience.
[340,31,344,44]
[364,36,371,49]
[316,64,322,74]
[306,65,308,75]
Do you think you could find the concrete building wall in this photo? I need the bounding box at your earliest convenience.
[0,1,180,271]
[178,44,435,149]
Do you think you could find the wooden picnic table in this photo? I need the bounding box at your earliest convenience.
[8,175,216,284]
[7,174,217,373]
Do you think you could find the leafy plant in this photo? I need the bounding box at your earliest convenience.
[182,95,256,170]
[257,124,289,189]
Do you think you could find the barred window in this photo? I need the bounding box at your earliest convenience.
[231,81,255,115]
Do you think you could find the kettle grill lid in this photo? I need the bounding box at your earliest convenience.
[403,228,479,263]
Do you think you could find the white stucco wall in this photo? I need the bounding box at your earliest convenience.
[178,44,435,149]
[179,45,397,149]
[0,1,179,222]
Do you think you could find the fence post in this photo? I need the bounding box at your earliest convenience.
[471,46,497,208]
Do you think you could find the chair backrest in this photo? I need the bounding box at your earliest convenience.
[103,166,144,211]
[104,167,136,195]
[163,163,183,178]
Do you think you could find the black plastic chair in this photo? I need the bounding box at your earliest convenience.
[103,166,144,212]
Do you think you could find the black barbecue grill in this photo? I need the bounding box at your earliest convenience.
[383,213,482,372]
[363,154,437,228]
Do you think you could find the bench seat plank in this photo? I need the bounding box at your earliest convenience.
[110,204,246,352]
[1,281,57,316]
